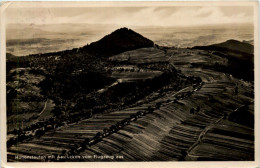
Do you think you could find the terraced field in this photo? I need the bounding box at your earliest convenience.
[111,70,163,82]
[7,68,55,133]
[7,48,254,161]
[109,47,168,63]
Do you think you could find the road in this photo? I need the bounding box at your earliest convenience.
[38,100,48,116]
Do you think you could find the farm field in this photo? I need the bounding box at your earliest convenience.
[111,71,163,82]
[6,68,55,134]
[109,47,168,63]
[7,47,254,161]
[78,74,253,161]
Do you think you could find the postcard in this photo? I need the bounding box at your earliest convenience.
[0,1,259,168]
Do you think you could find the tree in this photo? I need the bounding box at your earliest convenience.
[190,108,195,114]
[235,86,238,95]
[196,106,200,112]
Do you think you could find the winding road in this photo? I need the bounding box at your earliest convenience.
[38,100,48,116]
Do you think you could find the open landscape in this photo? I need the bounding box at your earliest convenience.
[5,4,255,162]
[6,23,253,56]
[6,28,254,161]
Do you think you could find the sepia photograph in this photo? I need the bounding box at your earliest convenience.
[0,1,259,167]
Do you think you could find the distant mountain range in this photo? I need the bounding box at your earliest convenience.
[6,23,253,56]
[6,28,254,67]
[6,28,255,82]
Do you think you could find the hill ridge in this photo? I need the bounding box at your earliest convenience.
[82,27,154,57]
[193,39,254,55]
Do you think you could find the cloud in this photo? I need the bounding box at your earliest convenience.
[6,6,254,27]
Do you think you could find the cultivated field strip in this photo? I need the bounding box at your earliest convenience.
[7,51,254,161]
[7,79,201,161]
[187,119,254,161]
[76,53,254,161]
[110,47,168,63]
[8,109,139,155]
[170,52,254,160]
[75,78,252,161]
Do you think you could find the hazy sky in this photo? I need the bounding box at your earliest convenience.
[6,4,254,27]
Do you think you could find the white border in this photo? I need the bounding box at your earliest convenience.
[0,1,259,168]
